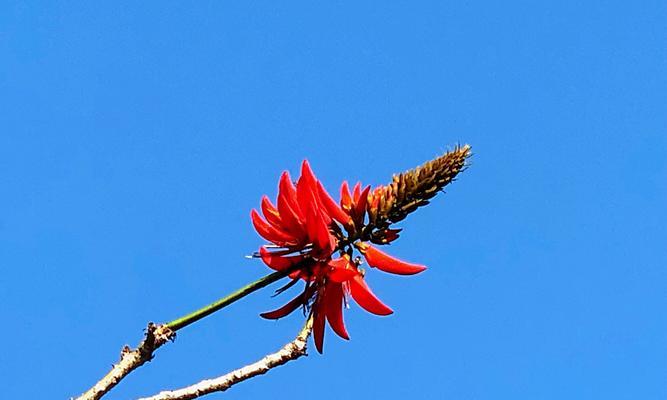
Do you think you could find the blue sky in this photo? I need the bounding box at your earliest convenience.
[1,2,665,399]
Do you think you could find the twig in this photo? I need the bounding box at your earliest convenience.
[73,269,295,400]
[137,316,314,400]
[75,323,175,400]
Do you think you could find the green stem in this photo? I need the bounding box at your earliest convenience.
[165,268,293,332]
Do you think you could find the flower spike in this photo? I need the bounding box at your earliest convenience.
[251,147,470,352]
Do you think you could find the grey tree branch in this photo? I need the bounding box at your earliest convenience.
[74,323,176,400]
[73,270,292,400]
[136,317,314,400]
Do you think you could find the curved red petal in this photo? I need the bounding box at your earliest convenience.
[250,209,296,246]
[302,201,333,254]
[260,284,315,320]
[317,182,352,225]
[277,188,306,238]
[304,206,320,245]
[259,246,304,271]
[296,160,319,214]
[301,159,317,183]
[328,256,348,269]
[352,182,361,203]
[261,196,283,227]
[327,256,358,283]
[329,268,357,283]
[325,282,350,340]
[362,245,427,275]
[353,185,371,224]
[315,210,334,253]
[279,171,303,218]
[298,184,318,225]
[260,293,305,320]
[349,274,393,316]
[313,302,326,354]
[340,181,352,212]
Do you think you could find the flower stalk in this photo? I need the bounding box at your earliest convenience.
[165,267,298,331]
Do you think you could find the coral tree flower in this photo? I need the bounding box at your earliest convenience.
[251,160,336,259]
[252,160,432,353]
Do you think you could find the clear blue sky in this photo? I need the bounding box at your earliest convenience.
[1,2,665,399]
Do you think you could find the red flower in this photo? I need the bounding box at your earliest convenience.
[250,160,340,259]
[261,255,394,353]
[252,160,426,353]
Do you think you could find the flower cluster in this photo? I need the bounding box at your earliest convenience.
[251,147,469,353]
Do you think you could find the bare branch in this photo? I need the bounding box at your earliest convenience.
[73,269,293,400]
[74,323,175,400]
[137,317,314,400]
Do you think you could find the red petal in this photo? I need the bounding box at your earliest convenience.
[261,196,283,227]
[340,181,352,212]
[306,206,333,253]
[317,212,334,252]
[259,246,305,271]
[352,182,361,203]
[313,301,326,353]
[349,274,393,316]
[260,284,315,319]
[288,270,301,280]
[353,185,371,224]
[329,268,357,283]
[362,245,427,275]
[277,178,306,238]
[296,160,318,214]
[304,205,319,244]
[317,182,352,225]
[325,282,350,340]
[327,256,358,283]
[250,209,296,246]
[260,293,305,320]
[278,196,306,239]
[279,171,303,218]
[301,159,317,183]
